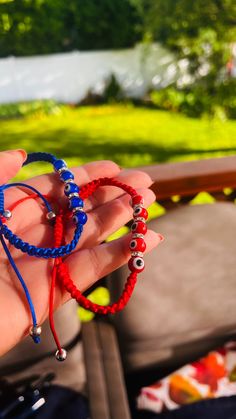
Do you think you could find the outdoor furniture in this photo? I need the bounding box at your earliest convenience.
[1,155,236,419]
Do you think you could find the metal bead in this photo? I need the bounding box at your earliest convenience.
[64,178,74,184]
[133,217,146,223]
[68,192,79,198]
[72,207,84,213]
[3,210,12,220]
[55,348,67,361]
[46,211,56,220]
[57,167,68,174]
[131,251,144,257]
[132,233,145,239]
[29,325,42,337]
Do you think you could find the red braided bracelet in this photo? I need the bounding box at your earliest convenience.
[54,177,148,315]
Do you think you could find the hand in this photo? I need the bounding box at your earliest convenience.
[0,150,162,356]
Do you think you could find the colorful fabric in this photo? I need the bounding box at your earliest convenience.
[137,341,236,414]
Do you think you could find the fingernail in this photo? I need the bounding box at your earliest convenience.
[158,234,165,242]
[5,149,27,162]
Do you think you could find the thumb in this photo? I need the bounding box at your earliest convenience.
[0,149,27,184]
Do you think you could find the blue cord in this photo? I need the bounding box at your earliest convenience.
[0,229,40,344]
[1,183,53,214]
[23,152,57,166]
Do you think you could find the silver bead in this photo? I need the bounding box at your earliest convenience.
[57,167,68,174]
[72,207,84,213]
[55,348,67,361]
[3,210,12,220]
[133,217,146,223]
[46,211,56,220]
[131,251,144,258]
[68,192,79,199]
[64,178,74,184]
[29,325,42,337]
[132,233,145,239]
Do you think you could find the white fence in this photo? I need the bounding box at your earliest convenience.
[0,44,176,104]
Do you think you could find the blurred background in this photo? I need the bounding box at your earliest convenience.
[0,0,236,173]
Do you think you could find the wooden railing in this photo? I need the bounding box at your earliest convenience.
[140,155,236,210]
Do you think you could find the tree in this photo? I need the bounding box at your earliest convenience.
[0,0,142,57]
[142,0,236,117]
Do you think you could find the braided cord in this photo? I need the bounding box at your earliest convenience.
[1,223,83,258]
[23,152,57,166]
[58,261,137,315]
[0,188,4,215]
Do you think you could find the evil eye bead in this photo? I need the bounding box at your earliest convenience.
[130,195,144,207]
[131,221,147,235]
[64,183,80,196]
[54,159,67,172]
[73,211,88,225]
[60,170,74,183]
[128,256,145,273]
[129,238,146,252]
[133,207,148,220]
[69,197,84,210]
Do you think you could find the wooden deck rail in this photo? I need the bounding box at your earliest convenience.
[140,155,236,209]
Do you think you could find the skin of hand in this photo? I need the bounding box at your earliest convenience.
[0,149,163,356]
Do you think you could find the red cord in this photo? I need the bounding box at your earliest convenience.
[7,177,147,354]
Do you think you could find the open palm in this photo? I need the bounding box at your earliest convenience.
[0,150,162,356]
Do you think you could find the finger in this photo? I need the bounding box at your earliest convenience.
[62,230,163,302]
[3,160,121,229]
[23,161,153,212]
[0,150,27,184]
[83,168,153,212]
[23,160,121,198]
[5,168,153,231]
[71,187,156,248]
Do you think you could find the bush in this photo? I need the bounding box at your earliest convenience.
[150,79,236,119]
[0,100,61,120]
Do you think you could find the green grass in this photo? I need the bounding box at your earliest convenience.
[1,104,236,180]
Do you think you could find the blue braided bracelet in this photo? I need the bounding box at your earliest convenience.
[0,152,88,259]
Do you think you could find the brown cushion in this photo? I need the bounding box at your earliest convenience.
[109,202,236,372]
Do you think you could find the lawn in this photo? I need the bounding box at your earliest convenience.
[1,104,236,180]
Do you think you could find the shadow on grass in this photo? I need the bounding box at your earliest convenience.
[2,128,236,165]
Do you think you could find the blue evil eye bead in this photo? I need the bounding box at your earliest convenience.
[64,183,80,196]
[73,211,88,225]
[60,170,74,183]
[69,197,84,210]
[54,159,67,172]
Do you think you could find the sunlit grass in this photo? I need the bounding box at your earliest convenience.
[1,104,236,181]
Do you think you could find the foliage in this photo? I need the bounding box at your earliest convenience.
[150,79,236,119]
[142,0,236,118]
[0,100,61,119]
[0,0,142,57]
